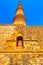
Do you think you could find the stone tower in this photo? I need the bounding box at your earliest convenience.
[14,2,26,26]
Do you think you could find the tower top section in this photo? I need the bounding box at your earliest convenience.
[16,2,24,15]
[14,2,26,26]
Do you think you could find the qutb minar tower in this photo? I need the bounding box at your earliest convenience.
[14,2,26,26]
[0,2,43,65]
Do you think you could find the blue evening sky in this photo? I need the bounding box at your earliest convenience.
[0,0,43,25]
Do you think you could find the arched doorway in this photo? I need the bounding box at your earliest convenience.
[16,36,23,47]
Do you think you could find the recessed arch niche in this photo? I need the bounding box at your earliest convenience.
[16,36,23,47]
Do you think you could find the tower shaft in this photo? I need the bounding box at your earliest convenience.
[14,2,26,26]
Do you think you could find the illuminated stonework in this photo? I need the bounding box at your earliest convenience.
[0,2,43,65]
[14,2,26,26]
